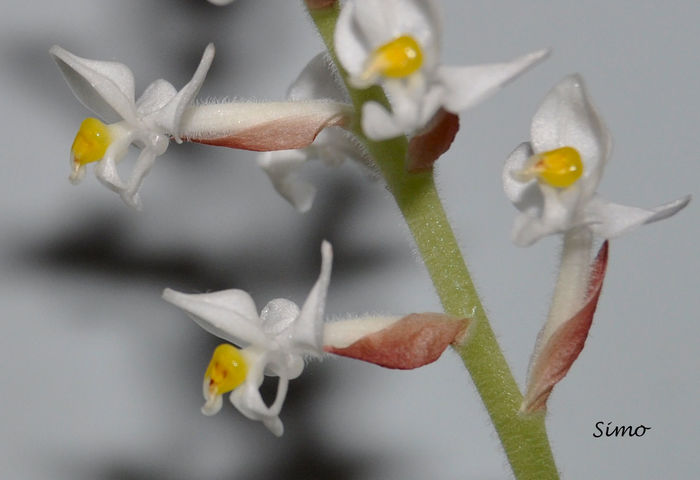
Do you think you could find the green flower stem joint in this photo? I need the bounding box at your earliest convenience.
[307,2,559,479]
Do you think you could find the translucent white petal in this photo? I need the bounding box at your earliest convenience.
[94,138,129,193]
[152,43,215,141]
[502,142,541,212]
[257,150,317,212]
[292,241,333,354]
[288,53,347,102]
[136,79,177,116]
[162,288,272,348]
[260,298,301,338]
[531,74,612,197]
[119,147,161,210]
[584,194,691,238]
[511,185,583,246]
[361,101,404,140]
[50,45,138,124]
[229,352,289,437]
[438,49,550,112]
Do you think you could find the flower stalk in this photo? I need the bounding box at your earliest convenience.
[307,3,558,479]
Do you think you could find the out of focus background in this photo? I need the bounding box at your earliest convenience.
[1,1,698,478]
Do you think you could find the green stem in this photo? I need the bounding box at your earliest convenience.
[307,3,558,479]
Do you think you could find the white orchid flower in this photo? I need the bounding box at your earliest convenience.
[503,75,690,413]
[51,45,351,210]
[162,241,333,436]
[333,0,548,140]
[258,53,368,212]
[164,240,470,434]
[503,74,690,247]
[50,44,215,209]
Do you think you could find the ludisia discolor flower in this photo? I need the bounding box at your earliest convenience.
[163,241,333,436]
[51,45,351,209]
[164,241,469,434]
[51,44,215,209]
[504,74,690,413]
[503,74,690,246]
[334,0,548,140]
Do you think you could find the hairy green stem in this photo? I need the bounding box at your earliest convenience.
[307,3,558,479]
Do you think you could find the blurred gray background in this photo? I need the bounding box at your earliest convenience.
[1,1,698,478]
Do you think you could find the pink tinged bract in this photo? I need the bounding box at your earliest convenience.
[521,241,609,414]
[407,108,460,172]
[324,313,469,369]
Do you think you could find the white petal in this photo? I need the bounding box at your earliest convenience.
[502,142,542,212]
[260,298,301,338]
[511,185,583,246]
[583,194,691,238]
[291,241,333,354]
[208,0,235,5]
[50,45,138,125]
[94,137,129,192]
[162,288,273,348]
[136,79,177,116]
[288,53,347,102]
[257,150,317,212]
[152,43,215,141]
[119,147,161,210]
[437,49,550,112]
[531,74,612,197]
[229,353,289,437]
[361,101,404,140]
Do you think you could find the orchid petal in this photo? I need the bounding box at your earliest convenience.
[292,241,333,354]
[153,43,215,141]
[230,379,287,437]
[584,194,691,239]
[288,53,346,103]
[119,147,160,210]
[502,142,541,211]
[438,49,550,112]
[136,79,177,116]
[522,241,608,413]
[531,74,612,196]
[361,101,404,140]
[93,135,130,193]
[229,351,288,437]
[260,298,302,338]
[258,150,317,212]
[162,288,272,348]
[511,184,584,246]
[50,45,138,125]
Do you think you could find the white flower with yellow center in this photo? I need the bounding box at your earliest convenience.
[334,0,548,140]
[162,241,332,436]
[51,45,353,210]
[50,44,215,209]
[503,74,690,247]
[503,74,690,413]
